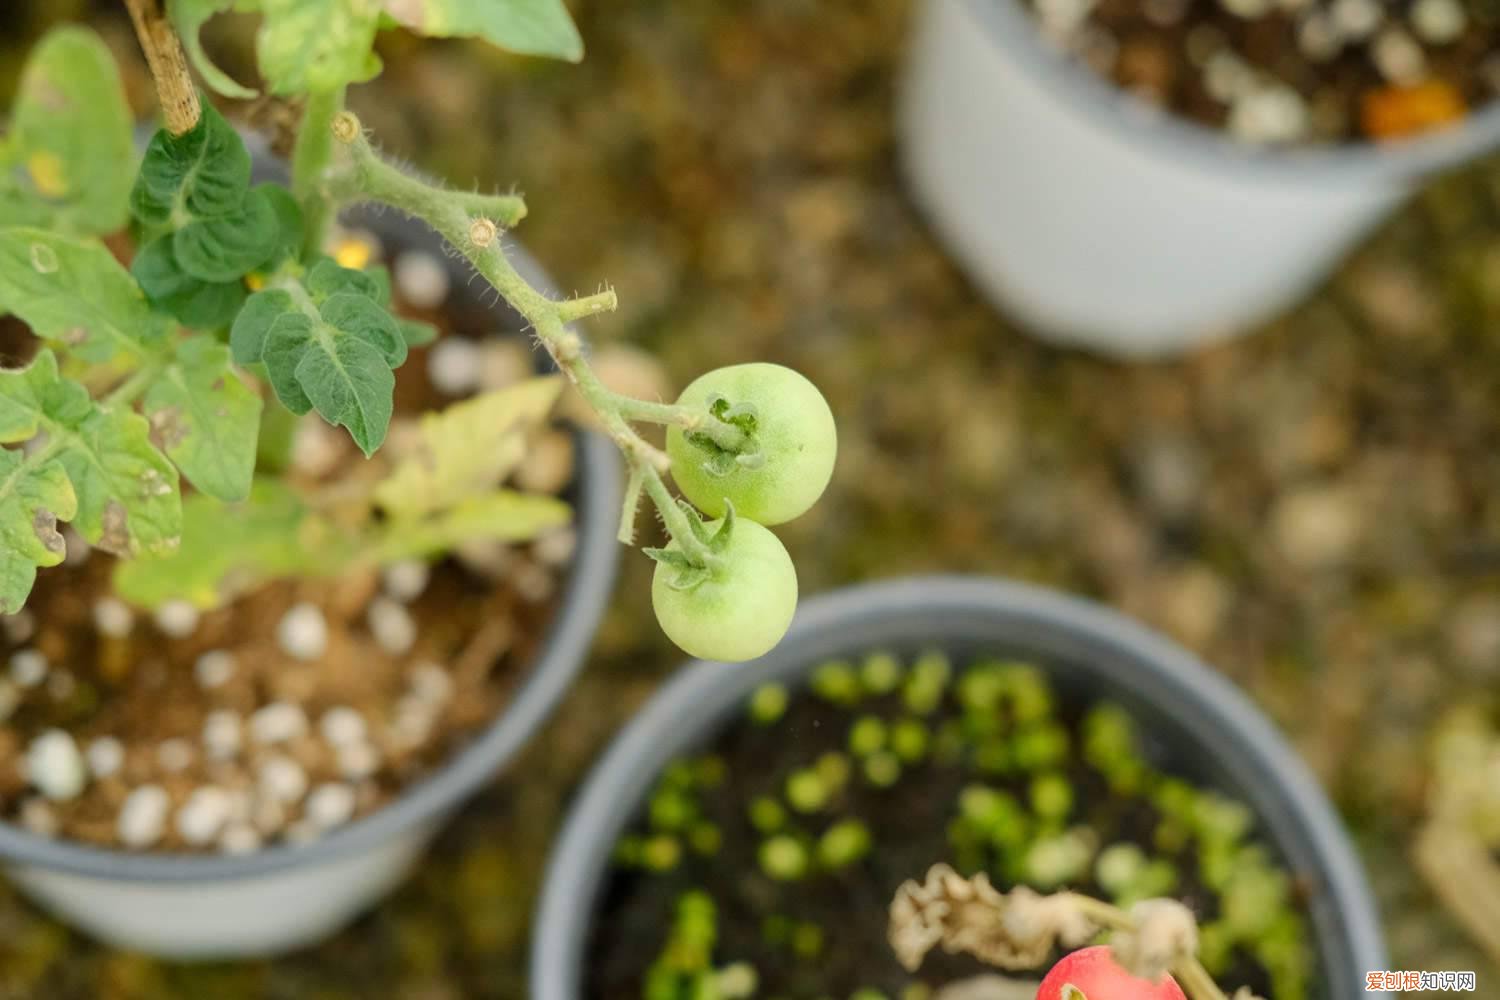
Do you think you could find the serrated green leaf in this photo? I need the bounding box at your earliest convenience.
[143,338,261,501]
[0,26,135,236]
[295,333,393,456]
[0,350,180,556]
[132,236,247,330]
[168,0,260,99]
[0,228,170,363]
[0,351,91,442]
[55,407,180,557]
[173,186,279,282]
[262,312,316,414]
[305,256,382,302]
[384,0,583,62]
[379,491,571,559]
[320,292,406,366]
[0,448,77,613]
[258,183,305,269]
[130,102,250,226]
[258,0,383,94]
[230,287,295,363]
[112,479,344,608]
[374,376,562,517]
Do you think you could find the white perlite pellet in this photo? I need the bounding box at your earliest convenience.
[319,706,368,747]
[2,610,36,644]
[194,649,237,689]
[203,710,243,760]
[1204,52,1256,104]
[152,600,201,639]
[277,603,328,661]
[1228,85,1310,144]
[26,729,86,801]
[92,597,135,638]
[292,419,345,478]
[304,782,357,830]
[1373,28,1427,84]
[118,785,170,848]
[427,337,483,396]
[9,649,47,688]
[394,251,451,309]
[284,818,323,844]
[177,787,233,846]
[534,528,577,567]
[409,662,453,705]
[1221,0,1272,19]
[1297,13,1344,62]
[1411,0,1466,44]
[336,741,381,780]
[250,702,309,744]
[86,736,125,779]
[1331,0,1383,39]
[19,797,58,836]
[46,669,74,701]
[381,560,431,603]
[258,754,309,804]
[157,738,195,774]
[219,823,262,855]
[368,597,417,655]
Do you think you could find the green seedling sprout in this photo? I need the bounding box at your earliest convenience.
[817,819,873,869]
[814,751,852,792]
[901,651,951,715]
[848,715,887,757]
[785,768,830,813]
[862,751,902,788]
[811,660,861,706]
[689,822,723,857]
[1029,772,1075,823]
[641,834,683,873]
[889,717,930,763]
[749,683,789,725]
[749,796,787,833]
[1011,721,1070,771]
[859,651,903,695]
[759,835,810,881]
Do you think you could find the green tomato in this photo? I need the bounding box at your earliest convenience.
[652,517,798,662]
[667,363,836,525]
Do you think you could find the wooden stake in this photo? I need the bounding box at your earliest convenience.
[123,0,201,136]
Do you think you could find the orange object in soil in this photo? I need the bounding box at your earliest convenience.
[1361,81,1467,141]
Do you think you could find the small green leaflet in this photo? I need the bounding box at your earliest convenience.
[383,0,584,62]
[113,479,344,609]
[232,258,407,456]
[374,376,562,517]
[131,235,247,330]
[143,338,262,503]
[0,228,170,364]
[131,102,251,225]
[0,351,180,559]
[0,26,135,236]
[168,0,259,99]
[257,0,383,95]
[0,448,77,614]
[378,491,571,560]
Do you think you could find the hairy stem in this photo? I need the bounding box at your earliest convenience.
[294,87,347,258]
[608,393,751,452]
[123,0,200,136]
[324,114,737,569]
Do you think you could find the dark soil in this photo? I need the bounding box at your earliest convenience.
[586,659,1311,999]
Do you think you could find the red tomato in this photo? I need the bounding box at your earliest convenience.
[1036,946,1188,1000]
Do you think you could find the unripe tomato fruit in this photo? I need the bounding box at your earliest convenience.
[1036,947,1188,1000]
[651,517,798,662]
[667,363,836,526]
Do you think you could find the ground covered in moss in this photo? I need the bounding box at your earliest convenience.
[2,0,1499,996]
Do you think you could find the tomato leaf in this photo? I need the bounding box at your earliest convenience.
[130,102,251,226]
[257,0,383,94]
[373,376,562,517]
[378,491,571,559]
[0,448,77,614]
[168,0,260,99]
[0,228,171,363]
[172,186,280,282]
[383,0,583,62]
[0,26,135,236]
[131,236,247,330]
[142,338,262,502]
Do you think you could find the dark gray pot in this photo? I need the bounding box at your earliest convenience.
[532,576,1387,998]
[0,147,622,956]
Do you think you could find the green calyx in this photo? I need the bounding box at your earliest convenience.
[644,499,738,590]
[684,393,763,476]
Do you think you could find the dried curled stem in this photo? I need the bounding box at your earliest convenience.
[122,0,201,135]
[888,864,1257,1000]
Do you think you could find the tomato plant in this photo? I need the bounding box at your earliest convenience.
[0,0,833,660]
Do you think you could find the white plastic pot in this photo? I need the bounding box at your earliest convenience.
[0,197,623,958]
[899,0,1500,357]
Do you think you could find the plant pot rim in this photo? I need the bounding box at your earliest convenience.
[0,206,623,884]
[952,0,1500,185]
[531,575,1387,1000]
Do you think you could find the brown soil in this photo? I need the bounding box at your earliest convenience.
[0,237,578,853]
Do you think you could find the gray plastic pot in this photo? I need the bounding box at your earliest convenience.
[900,0,1500,356]
[0,169,623,957]
[532,576,1388,998]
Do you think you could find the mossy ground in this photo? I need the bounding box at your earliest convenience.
[2,0,1499,995]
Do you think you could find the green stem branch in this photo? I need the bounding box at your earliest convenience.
[293,86,347,258]
[323,115,747,569]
